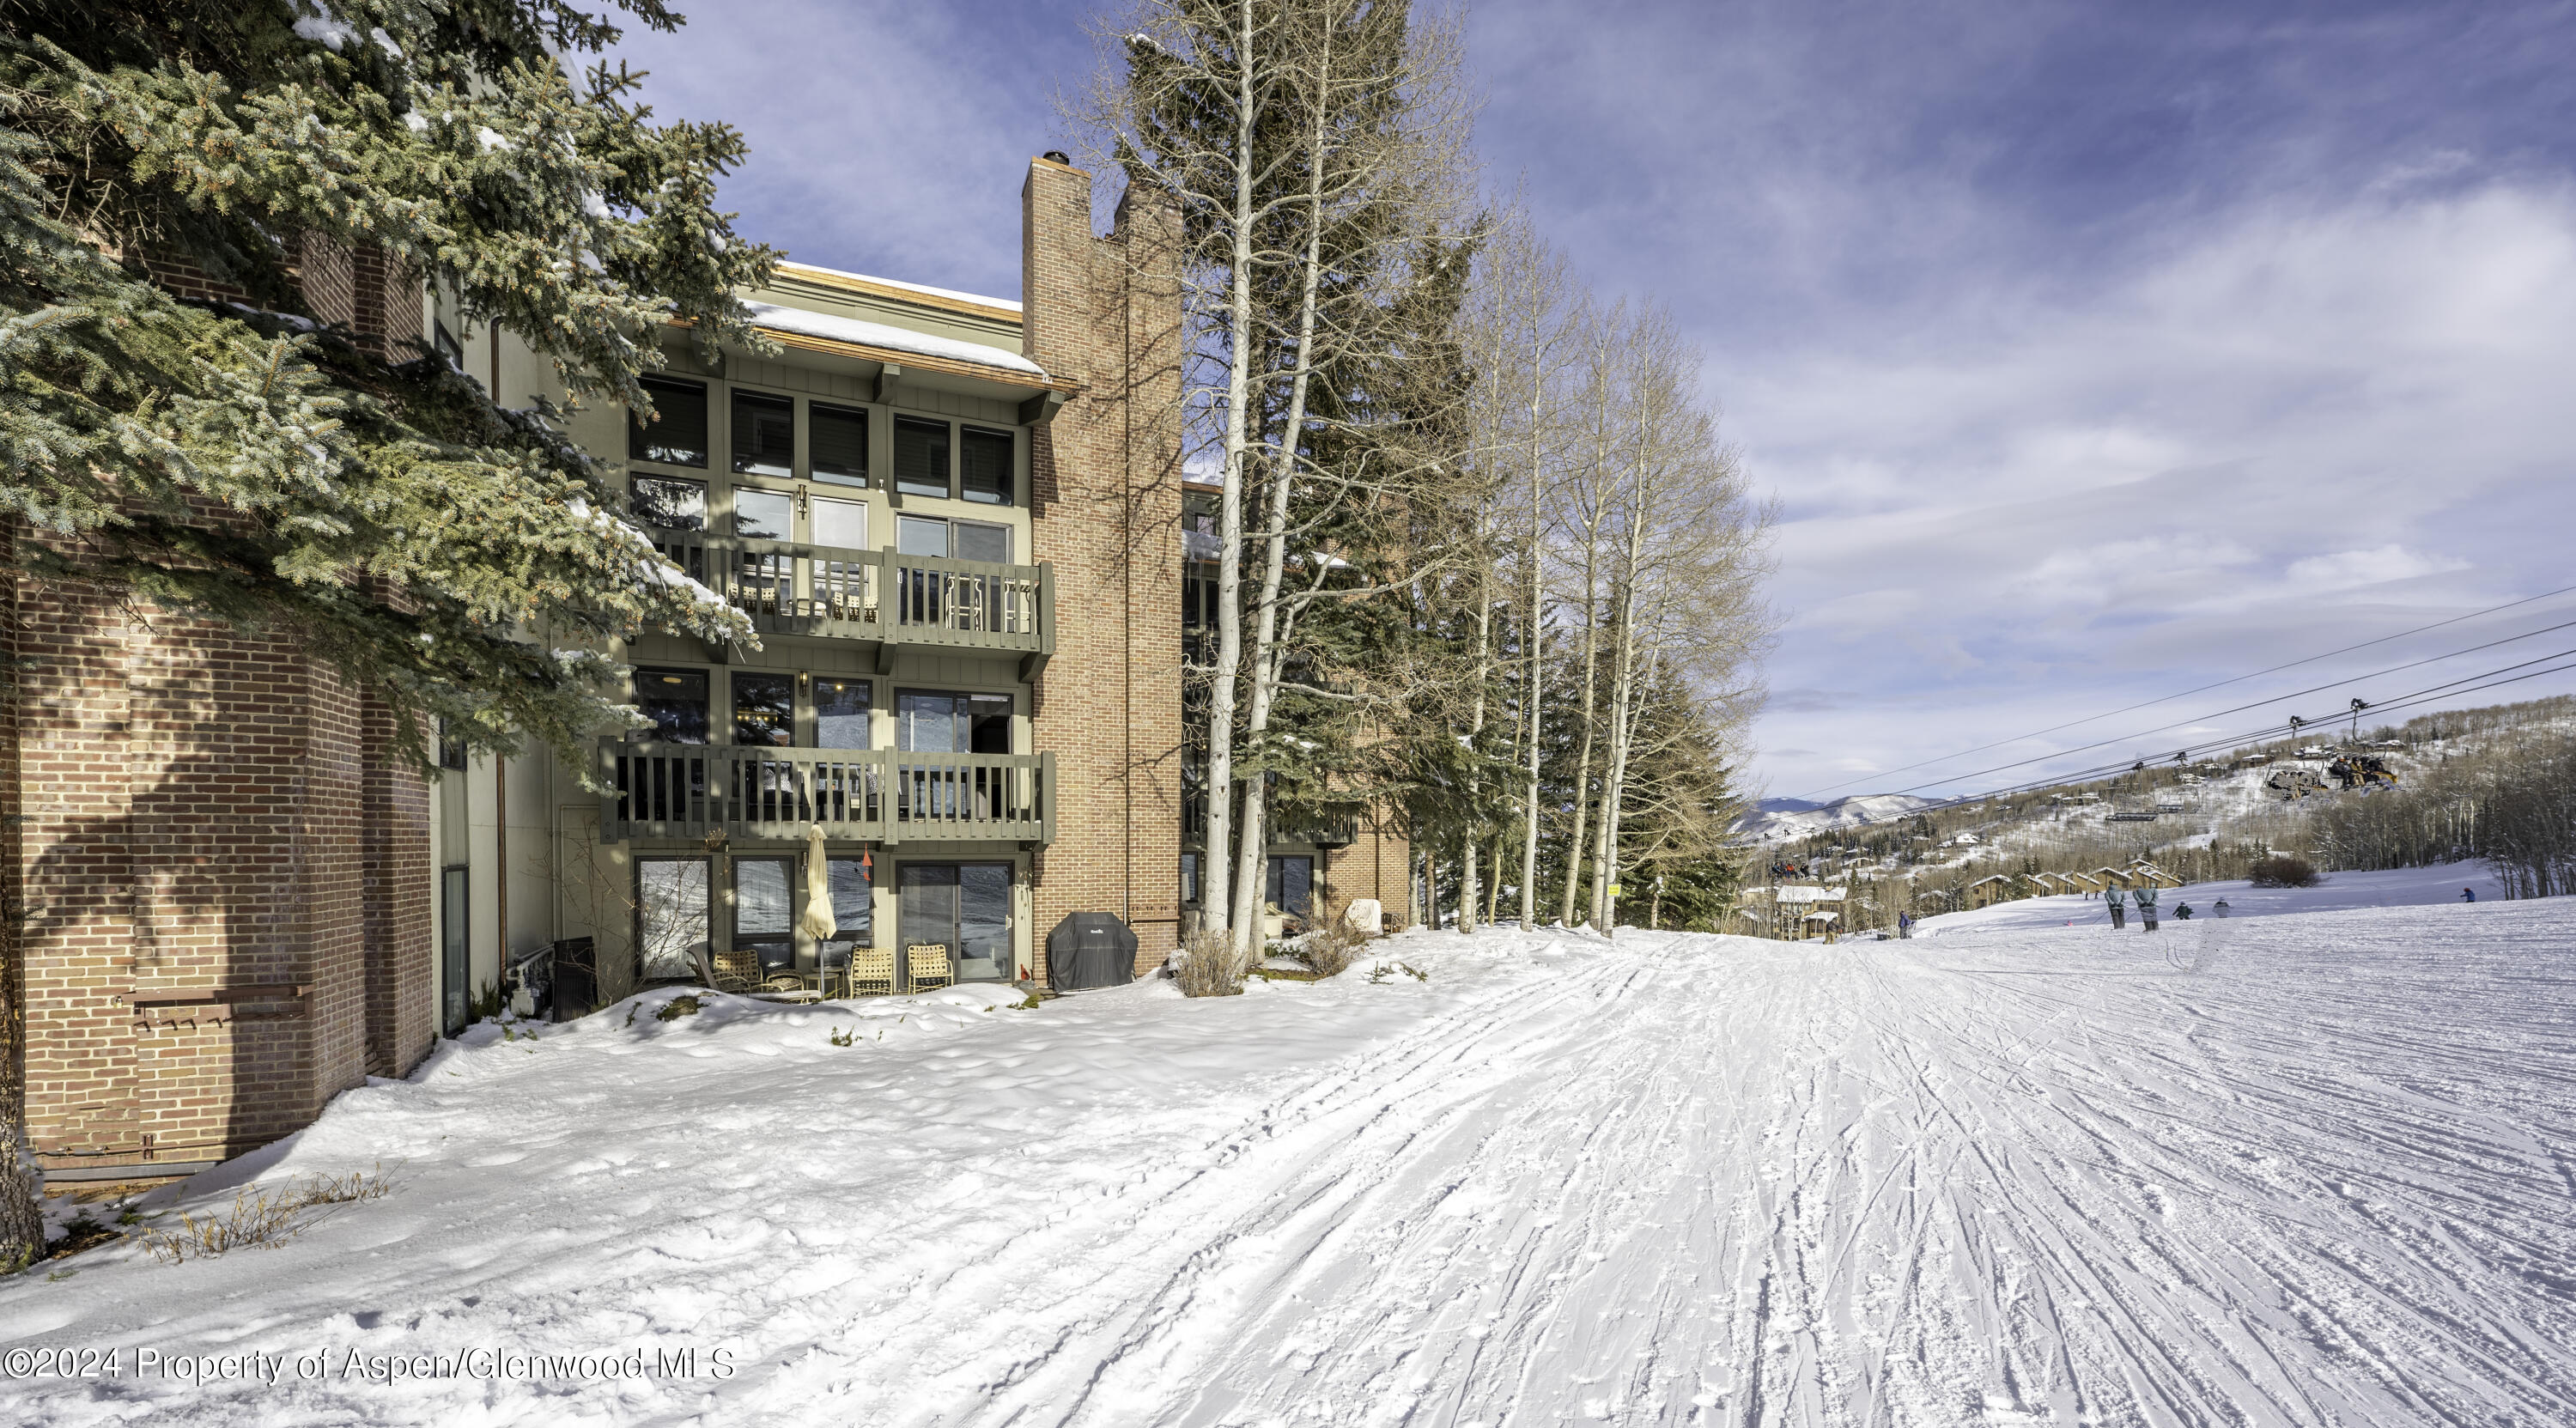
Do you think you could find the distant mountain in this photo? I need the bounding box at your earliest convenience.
[1735,793,1939,841]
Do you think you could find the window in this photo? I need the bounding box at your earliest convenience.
[732,672,794,747]
[894,416,951,499]
[897,862,1015,984]
[956,520,1011,564]
[961,426,1013,504]
[1181,853,1200,906]
[896,690,1012,753]
[434,321,465,372]
[732,858,794,975]
[630,476,707,531]
[440,866,469,1035]
[634,667,710,744]
[731,391,793,477]
[812,496,866,550]
[823,855,873,949]
[811,402,868,487]
[1183,568,1219,629]
[817,678,872,750]
[437,719,469,771]
[630,376,708,467]
[637,859,710,981]
[1267,855,1315,921]
[732,488,793,541]
[896,515,1011,563]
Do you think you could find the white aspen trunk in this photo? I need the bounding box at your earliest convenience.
[1198,0,1264,942]
[1554,367,1614,927]
[1227,18,1340,957]
[1589,445,1652,927]
[1457,505,1494,933]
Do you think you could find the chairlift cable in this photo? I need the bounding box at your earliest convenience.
[1817,647,2576,830]
[1782,580,2576,805]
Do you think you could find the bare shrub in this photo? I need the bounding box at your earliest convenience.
[1303,891,1370,978]
[139,1169,395,1264]
[2247,854,2321,889]
[1173,928,1250,999]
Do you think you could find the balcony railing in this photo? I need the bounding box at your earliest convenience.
[603,742,1054,845]
[647,531,1053,661]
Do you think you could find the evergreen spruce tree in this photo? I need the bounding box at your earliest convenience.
[0,0,775,1267]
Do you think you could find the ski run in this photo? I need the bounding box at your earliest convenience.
[3,866,2571,1427]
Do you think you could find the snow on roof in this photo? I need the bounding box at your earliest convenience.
[743,301,1047,380]
[775,262,1022,313]
[1969,874,2011,886]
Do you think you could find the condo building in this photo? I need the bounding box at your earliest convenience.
[9,156,1407,1186]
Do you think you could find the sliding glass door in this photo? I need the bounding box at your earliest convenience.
[896,863,1015,984]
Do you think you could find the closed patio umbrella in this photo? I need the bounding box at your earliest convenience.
[798,824,837,944]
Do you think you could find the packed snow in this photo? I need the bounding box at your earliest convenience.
[3,868,2572,1425]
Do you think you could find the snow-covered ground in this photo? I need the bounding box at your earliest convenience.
[5,875,2573,1425]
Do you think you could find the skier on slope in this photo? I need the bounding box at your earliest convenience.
[2136,884,2160,932]
[2462,886,2476,902]
[2106,886,2128,930]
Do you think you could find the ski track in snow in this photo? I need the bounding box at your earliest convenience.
[3,879,2573,1426]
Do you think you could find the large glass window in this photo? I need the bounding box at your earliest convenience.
[732,672,794,747]
[812,496,866,550]
[731,391,793,477]
[894,416,951,499]
[896,515,1011,563]
[826,856,873,947]
[630,376,708,467]
[956,520,1011,564]
[732,858,793,974]
[634,667,710,744]
[960,426,1013,505]
[631,476,707,531]
[897,515,949,559]
[811,403,868,487]
[637,859,710,981]
[896,690,1012,753]
[732,488,793,541]
[817,678,872,750]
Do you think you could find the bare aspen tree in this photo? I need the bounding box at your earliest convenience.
[1552,305,1629,927]
[1091,3,1291,945]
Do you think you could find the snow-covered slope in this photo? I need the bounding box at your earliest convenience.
[5,884,2573,1425]
[1735,791,1938,839]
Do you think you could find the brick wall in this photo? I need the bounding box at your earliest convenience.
[1023,157,1188,975]
[3,235,437,1180]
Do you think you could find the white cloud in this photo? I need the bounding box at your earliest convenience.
[1735,180,2576,796]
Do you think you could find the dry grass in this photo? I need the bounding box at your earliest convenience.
[1303,890,1371,978]
[1174,927,1251,998]
[138,1169,395,1264]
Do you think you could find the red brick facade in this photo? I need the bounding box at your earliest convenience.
[1023,158,1191,974]
[5,237,435,1182]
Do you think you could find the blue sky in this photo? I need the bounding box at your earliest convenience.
[609,0,2576,799]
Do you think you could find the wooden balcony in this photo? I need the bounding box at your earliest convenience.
[603,743,1054,846]
[649,532,1053,673]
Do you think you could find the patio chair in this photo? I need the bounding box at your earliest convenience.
[906,943,955,993]
[846,946,896,998]
[705,947,766,995]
